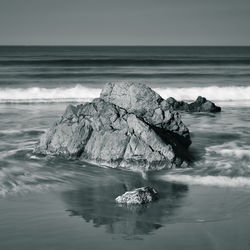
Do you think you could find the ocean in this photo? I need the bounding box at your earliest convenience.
[1,46,250,249]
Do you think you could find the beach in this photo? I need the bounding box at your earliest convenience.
[1,173,250,249]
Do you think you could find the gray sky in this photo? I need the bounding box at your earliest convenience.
[0,0,250,45]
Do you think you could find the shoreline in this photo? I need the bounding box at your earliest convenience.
[1,182,250,249]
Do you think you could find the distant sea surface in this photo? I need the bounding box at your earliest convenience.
[0,46,250,102]
[1,46,250,250]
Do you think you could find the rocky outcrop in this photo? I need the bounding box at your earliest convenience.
[115,187,158,204]
[165,96,221,113]
[100,82,191,147]
[35,82,191,171]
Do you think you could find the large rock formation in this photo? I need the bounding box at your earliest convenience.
[35,82,191,171]
[165,96,221,113]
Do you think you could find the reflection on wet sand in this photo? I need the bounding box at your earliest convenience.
[61,169,188,237]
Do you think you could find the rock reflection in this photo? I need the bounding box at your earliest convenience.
[61,169,188,237]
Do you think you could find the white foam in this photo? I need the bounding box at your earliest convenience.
[0,84,250,103]
[154,86,250,101]
[161,174,250,188]
[0,85,101,103]
[206,142,250,159]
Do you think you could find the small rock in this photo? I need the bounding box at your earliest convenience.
[166,96,221,113]
[115,187,158,204]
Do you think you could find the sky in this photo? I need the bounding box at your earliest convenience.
[0,0,250,45]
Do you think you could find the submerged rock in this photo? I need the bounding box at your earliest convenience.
[35,82,191,171]
[115,187,158,204]
[165,96,221,113]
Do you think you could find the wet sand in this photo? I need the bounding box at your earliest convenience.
[1,172,250,250]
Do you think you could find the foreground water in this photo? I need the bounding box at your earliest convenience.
[1,101,250,249]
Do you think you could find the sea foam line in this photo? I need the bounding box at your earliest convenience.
[205,142,250,159]
[0,85,250,103]
[154,86,250,101]
[160,174,250,188]
[0,85,101,103]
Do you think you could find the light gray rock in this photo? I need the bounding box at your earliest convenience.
[115,187,158,204]
[100,81,191,147]
[35,82,191,171]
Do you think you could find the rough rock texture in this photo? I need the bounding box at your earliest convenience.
[165,96,221,113]
[100,82,191,147]
[115,187,158,204]
[35,82,191,171]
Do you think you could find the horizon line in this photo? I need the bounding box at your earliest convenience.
[0,44,250,47]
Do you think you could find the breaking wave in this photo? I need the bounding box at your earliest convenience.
[160,174,250,188]
[0,85,101,103]
[155,86,250,101]
[0,84,250,103]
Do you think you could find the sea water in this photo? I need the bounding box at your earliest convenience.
[0,46,250,249]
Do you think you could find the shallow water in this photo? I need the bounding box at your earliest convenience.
[0,101,250,249]
[1,101,250,196]
[1,174,250,249]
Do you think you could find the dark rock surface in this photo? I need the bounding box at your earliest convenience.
[35,82,191,171]
[115,187,158,204]
[165,96,221,113]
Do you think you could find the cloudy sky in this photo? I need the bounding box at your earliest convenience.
[0,0,250,45]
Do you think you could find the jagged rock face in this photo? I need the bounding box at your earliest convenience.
[35,82,191,171]
[101,82,162,116]
[101,82,191,147]
[115,187,158,205]
[165,96,221,113]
